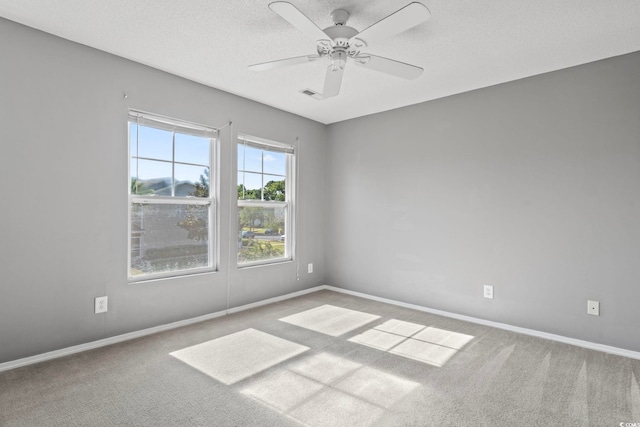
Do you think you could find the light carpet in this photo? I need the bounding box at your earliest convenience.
[1,290,639,426]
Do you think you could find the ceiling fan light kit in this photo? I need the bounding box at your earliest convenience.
[249,1,431,100]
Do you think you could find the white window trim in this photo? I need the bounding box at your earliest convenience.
[237,134,295,268]
[128,110,218,282]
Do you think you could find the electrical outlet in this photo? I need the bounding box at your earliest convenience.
[308,263,313,274]
[587,300,600,316]
[483,285,494,299]
[95,296,108,314]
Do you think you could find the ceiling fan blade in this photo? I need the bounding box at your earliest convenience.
[269,2,328,42]
[354,54,423,79]
[248,55,321,71]
[351,2,430,44]
[322,66,344,98]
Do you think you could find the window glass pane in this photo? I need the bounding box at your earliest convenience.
[136,125,173,161]
[237,171,247,199]
[175,165,209,197]
[238,205,286,264]
[129,112,217,280]
[236,137,292,267]
[131,203,209,277]
[131,177,157,196]
[238,172,262,200]
[129,158,138,194]
[241,145,263,173]
[175,133,210,165]
[132,159,172,196]
[237,143,245,172]
[263,176,286,201]
[263,150,286,176]
[130,123,138,157]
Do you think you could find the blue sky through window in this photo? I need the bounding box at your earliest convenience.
[238,144,286,192]
[130,123,211,188]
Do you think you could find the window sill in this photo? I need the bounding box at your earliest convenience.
[128,268,217,284]
[237,258,293,270]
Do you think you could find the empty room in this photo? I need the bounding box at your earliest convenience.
[1,1,639,426]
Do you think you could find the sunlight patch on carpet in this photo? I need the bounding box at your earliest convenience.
[279,305,380,337]
[348,319,475,367]
[241,369,323,412]
[348,328,406,351]
[288,352,362,383]
[289,388,385,427]
[412,327,474,350]
[241,351,419,426]
[374,319,425,337]
[389,339,458,367]
[334,366,420,408]
[170,328,308,385]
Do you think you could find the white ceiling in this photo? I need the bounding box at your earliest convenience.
[1,0,639,124]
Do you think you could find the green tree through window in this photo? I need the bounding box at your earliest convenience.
[237,136,293,265]
[129,110,217,280]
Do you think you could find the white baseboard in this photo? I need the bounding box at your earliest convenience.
[2,284,638,373]
[0,285,325,373]
[324,285,640,361]
[0,310,227,373]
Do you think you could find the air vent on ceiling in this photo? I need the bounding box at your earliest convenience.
[300,89,324,100]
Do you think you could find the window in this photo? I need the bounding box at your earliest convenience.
[237,135,295,266]
[128,111,217,280]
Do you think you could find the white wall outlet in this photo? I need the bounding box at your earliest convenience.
[483,285,494,299]
[95,296,108,314]
[587,300,600,316]
[308,263,313,274]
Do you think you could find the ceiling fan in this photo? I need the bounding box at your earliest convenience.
[249,2,431,100]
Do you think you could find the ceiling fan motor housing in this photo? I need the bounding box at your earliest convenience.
[330,9,350,26]
[319,25,366,57]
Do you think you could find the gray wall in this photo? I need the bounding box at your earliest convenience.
[0,18,327,363]
[2,16,639,364]
[326,52,640,352]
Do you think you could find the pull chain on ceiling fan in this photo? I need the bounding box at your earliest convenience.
[249,2,431,100]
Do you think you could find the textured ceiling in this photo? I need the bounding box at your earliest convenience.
[1,0,639,124]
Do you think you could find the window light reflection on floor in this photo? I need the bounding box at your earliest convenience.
[389,338,458,367]
[413,326,474,350]
[278,304,380,337]
[241,351,420,426]
[289,387,385,427]
[288,351,362,383]
[170,328,309,385]
[349,320,474,367]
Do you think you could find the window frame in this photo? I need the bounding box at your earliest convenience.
[128,110,218,282]
[237,134,295,268]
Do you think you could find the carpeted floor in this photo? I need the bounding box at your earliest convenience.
[1,290,639,426]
